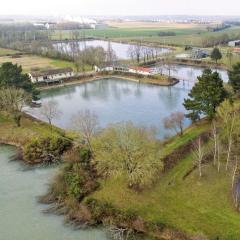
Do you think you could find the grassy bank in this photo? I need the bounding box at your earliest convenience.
[0,47,20,56]
[0,112,72,163]
[84,118,240,240]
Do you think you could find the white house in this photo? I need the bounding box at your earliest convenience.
[228,40,240,47]
[129,66,152,76]
[29,68,74,83]
[95,65,152,76]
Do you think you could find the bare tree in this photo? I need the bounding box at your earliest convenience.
[232,156,238,189]
[127,43,142,64]
[192,137,204,178]
[106,41,117,66]
[217,136,222,172]
[0,87,29,127]
[163,112,185,136]
[211,120,218,166]
[217,100,237,171]
[71,110,99,153]
[226,112,236,170]
[40,99,61,128]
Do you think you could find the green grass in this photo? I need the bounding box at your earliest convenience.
[0,47,19,56]
[51,27,207,40]
[51,26,240,48]
[118,26,240,47]
[89,121,240,239]
[0,112,67,146]
[50,59,92,72]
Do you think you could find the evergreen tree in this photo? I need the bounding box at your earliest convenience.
[0,62,39,100]
[211,47,222,63]
[229,62,240,93]
[184,69,228,121]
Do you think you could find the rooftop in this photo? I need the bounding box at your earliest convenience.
[29,68,73,78]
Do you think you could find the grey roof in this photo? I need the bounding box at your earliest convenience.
[30,68,73,78]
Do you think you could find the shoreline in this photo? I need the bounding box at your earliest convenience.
[37,73,179,91]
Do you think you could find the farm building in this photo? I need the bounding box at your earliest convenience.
[191,48,209,59]
[95,65,152,76]
[234,48,240,54]
[129,66,152,76]
[29,68,74,83]
[228,40,240,47]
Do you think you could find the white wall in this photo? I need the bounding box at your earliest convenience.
[29,72,74,83]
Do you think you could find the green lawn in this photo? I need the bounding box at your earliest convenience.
[89,121,240,239]
[0,47,20,56]
[0,112,67,146]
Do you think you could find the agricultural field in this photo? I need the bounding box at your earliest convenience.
[51,24,208,40]
[116,26,240,47]
[0,54,77,73]
[51,24,240,48]
[105,21,212,29]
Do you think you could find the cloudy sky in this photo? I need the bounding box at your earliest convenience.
[0,0,239,16]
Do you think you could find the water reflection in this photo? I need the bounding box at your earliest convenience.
[54,40,171,59]
[26,65,228,139]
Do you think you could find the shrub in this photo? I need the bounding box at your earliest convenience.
[23,135,72,164]
[64,172,84,199]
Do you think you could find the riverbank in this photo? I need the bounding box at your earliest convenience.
[143,58,229,70]
[40,119,215,240]
[0,112,72,164]
[2,105,240,239]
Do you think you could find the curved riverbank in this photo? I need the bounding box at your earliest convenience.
[40,119,211,240]
[0,144,108,240]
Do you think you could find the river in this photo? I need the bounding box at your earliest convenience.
[0,144,108,240]
[54,39,171,59]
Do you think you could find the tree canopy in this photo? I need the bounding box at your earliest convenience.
[0,62,39,100]
[229,62,240,93]
[211,47,222,63]
[92,122,163,189]
[0,87,30,126]
[183,69,228,121]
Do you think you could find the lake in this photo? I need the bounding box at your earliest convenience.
[54,39,171,59]
[0,144,108,240]
[25,64,228,139]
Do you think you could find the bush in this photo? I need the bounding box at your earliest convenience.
[23,135,72,164]
[64,172,84,199]
[85,198,137,224]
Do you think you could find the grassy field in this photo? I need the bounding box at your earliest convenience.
[89,120,240,239]
[51,25,240,48]
[51,27,207,40]
[0,47,20,56]
[0,112,66,147]
[105,21,211,30]
[118,26,240,47]
[0,54,78,73]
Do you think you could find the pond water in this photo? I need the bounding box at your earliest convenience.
[26,78,190,139]
[0,144,108,240]
[54,40,171,59]
[151,64,229,85]
[25,64,228,139]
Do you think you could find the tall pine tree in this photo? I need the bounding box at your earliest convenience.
[229,62,240,93]
[184,69,228,121]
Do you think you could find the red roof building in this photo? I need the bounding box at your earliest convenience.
[234,48,240,54]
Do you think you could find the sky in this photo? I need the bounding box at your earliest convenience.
[0,0,239,16]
